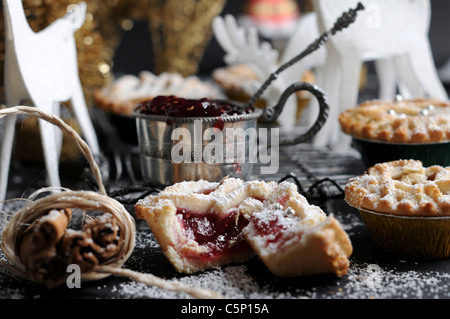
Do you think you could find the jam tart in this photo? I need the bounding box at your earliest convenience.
[94,71,224,115]
[135,177,352,276]
[339,98,450,143]
[345,160,450,216]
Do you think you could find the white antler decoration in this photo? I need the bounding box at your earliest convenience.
[311,0,447,149]
[213,14,298,128]
[216,14,279,80]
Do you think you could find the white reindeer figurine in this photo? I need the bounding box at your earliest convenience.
[213,11,398,130]
[0,0,100,205]
[311,0,448,149]
[280,12,399,127]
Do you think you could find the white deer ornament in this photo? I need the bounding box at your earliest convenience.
[214,1,447,151]
[280,12,398,128]
[310,0,447,149]
[0,0,100,204]
[213,10,397,131]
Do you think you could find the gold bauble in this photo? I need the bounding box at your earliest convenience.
[147,0,226,76]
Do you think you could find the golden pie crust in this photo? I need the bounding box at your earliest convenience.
[339,98,450,143]
[135,177,352,276]
[345,160,450,216]
[244,211,352,277]
[94,71,223,115]
[135,178,256,274]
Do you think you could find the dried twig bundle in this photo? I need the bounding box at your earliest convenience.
[2,191,135,287]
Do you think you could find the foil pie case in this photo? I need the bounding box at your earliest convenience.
[357,208,450,259]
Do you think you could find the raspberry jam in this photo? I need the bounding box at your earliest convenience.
[177,208,251,261]
[136,95,254,118]
[250,209,300,246]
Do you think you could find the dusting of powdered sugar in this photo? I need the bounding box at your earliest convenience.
[0,252,25,299]
[111,265,298,299]
[1,182,449,299]
[105,258,450,299]
[328,260,450,299]
[2,217,450,299]
[0,278,25,299]
[108,219,450,299]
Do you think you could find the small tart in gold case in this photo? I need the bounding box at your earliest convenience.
[339,98,450,167]
[339,98,450,143]
[345,160,450,258]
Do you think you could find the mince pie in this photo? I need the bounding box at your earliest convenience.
[135,177,352,276]
[94,71,223,115]
[339,98,450,143]
[345,160,450,216]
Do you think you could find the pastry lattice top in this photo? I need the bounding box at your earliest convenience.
[339,98,450,143]
[345,160,450,216]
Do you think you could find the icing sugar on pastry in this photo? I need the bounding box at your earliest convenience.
[339,98,450,143]
[345,160,450,216]
[135,177,352,277]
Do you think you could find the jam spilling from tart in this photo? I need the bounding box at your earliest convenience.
[136,95,254,118]
[177,208,251,261]
[135,177,353,276]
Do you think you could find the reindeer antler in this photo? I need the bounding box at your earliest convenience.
[213,14,279,81]
[213,14,300,128]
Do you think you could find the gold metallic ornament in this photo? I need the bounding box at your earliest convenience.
[0,0,227,105]
[147,0,226,76]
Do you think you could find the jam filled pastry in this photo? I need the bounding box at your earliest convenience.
[244,204,352,277]
[94,71,224,115]
[135,178,256,273]
[135,177,352,276]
